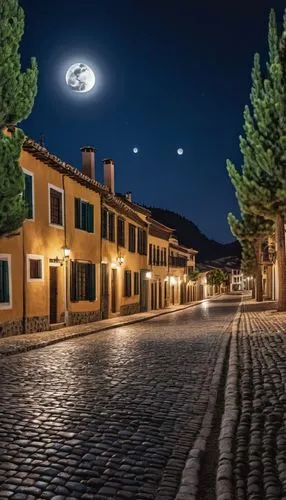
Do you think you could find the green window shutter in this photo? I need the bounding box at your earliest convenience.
[143,231,147,255]
[88,204,94,233]
[124,271,128,297]
[149,244,152,265]
[82,202,87,231]
[24,173,33,219]
[70,261,79,301]
[75,198,81,229]
[0,260,9,303]
[88,263,96,301]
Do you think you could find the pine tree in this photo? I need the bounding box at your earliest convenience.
[228,213,273,301]
[227,9,286,311]
[0,0,38,236]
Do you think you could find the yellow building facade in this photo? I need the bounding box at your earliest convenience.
[168,236,198,305]
[147,218,173,310]
[0,138,199,337]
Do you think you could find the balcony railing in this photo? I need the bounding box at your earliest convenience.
[169,256,188,268]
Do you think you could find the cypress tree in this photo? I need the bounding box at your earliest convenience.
[227,9,286,311]
[0,0,38,236]
[241,241,256,298]
[228,213,273,301]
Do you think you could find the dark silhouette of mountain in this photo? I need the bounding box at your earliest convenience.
[148,207,241,262]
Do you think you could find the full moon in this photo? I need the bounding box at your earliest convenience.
[177,148,184,155]
[133,147,139,154]
[65,63,95,93]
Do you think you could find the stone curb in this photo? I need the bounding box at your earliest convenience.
[0,297,221,358]
[174,300,241,500]
[216,301,242,500]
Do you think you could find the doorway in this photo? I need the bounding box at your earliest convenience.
[111,268,117,313]
[140,270,148,312]
[49,266,58,324]
[101,263,109,319]
[151,282,157,310]
[159,281,162,309]
[171,285,175,305]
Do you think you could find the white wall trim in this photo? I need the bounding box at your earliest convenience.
[26,254,45,282]
[0,254,12,310]
[22,168,35,221]
[48,183,64,229]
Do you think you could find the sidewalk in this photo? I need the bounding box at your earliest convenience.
[216,296,286,499]
[0,298,212,357]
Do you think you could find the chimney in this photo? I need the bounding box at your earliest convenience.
[80,146,96,179]
[125,192,132,202]
[103,159,115,194]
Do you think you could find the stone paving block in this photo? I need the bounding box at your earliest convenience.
[0,295,238,499]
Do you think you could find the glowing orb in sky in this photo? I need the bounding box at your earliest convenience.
[133,147,139,154]
[177,148,184,155]
[65,63,95,93]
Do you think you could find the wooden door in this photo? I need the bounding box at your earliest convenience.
[164,281,168,307]
[159,281,162,309]
[111,268,117,313]
[171,285,175,305]
[151,283,155,310]
[49,266,58,324]
[140,270,148,312]
[101,263,109,319]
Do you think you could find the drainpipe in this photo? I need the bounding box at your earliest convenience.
[100,194,103,319]
[63,175,69,325]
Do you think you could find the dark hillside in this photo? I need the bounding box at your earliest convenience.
[148,207,241,262]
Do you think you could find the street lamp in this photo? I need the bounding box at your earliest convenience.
[63,247,71,259]
[117,254,124,266]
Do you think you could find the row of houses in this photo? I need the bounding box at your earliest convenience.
[0,137,217,337]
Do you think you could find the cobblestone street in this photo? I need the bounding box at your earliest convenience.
[0,296,239,500]
[217,299,286,500]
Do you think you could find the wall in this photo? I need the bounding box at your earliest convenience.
[65,176,101,323]
[101,207,148,317]
[0,231,23,336]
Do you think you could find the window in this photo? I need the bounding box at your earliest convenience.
[49,185,64,226]
[70,261,96,301]
[108,212,115,241]
[156,246,160,266]
[138,228,147,255]
[0,255,12,309]
[27,255,44,281]
[124,270,132,297]
[118,218,125,247]
[23,170,34,219]
[134,272,139,295]
[129,224,136,252]
[75,198,94,233]
[101,208,108,239]
[163,248,167,266]
[149,244,152,265]
[153,245,156,266]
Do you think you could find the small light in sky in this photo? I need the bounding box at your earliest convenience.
[177,148,184,156]
[133,147,139,154]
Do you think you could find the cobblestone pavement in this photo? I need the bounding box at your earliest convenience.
[217,298,286,500]
[0,296,239,500]
[0,301,208,357]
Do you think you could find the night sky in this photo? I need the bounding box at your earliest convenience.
[20,0,285,243]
